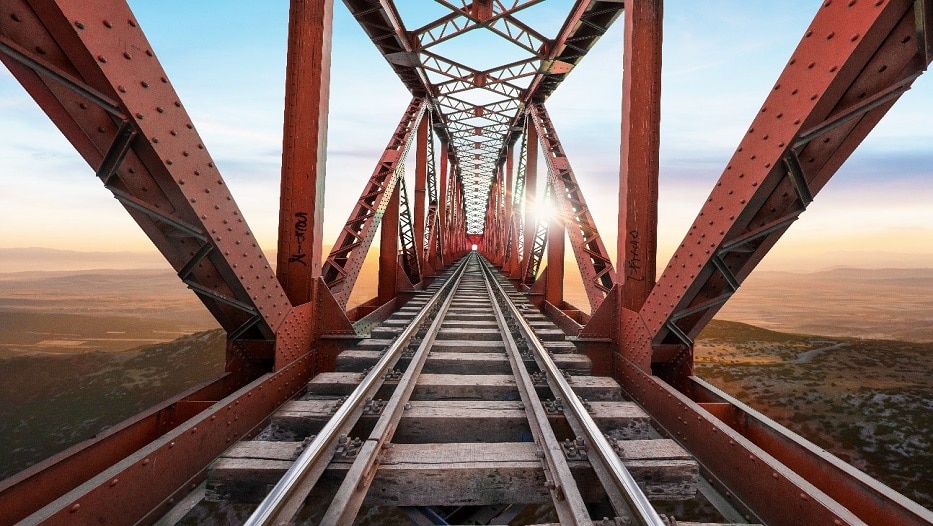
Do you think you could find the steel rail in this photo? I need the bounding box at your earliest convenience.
[478,257,666,526]
[319,254,470,524]
[479,258,593,524]
[244,257,469,525]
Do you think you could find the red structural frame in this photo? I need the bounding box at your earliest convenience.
[1,0,932,524]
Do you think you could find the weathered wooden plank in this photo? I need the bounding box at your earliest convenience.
[207,440,697,504]
[435,328,503,341]
[532,328,567,341]
[308,372,621,400]
[431,340,506,352]
[271,400,650,442]
[334,350,591,375]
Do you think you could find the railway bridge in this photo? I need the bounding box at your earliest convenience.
[1,0,932,524]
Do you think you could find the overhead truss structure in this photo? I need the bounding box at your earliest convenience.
[343,0,625,233]
[2,1,932,525]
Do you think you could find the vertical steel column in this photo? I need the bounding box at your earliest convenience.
[277,0,334,305]
[518,118,538,279]
[435,142,449,266]
[413,115,429,274]
[619,0,662,313]
[503,142,516,274]
[545,199,564,306]
[379,184,401,303]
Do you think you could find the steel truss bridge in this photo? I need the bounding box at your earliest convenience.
[1,0,932,524]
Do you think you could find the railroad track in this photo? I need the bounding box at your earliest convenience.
[197,254,747,525]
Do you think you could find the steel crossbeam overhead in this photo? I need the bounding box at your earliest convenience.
[342,0,625,234]
[321,97,425,308]
[529,103,617,312]
[0,0,289,345]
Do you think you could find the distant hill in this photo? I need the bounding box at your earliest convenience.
[719,267,933,342]
[0,247,170,273]
[697,319,933,510]
[0,329,226,479]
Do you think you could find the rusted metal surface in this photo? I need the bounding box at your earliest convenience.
[0,0,289,343]
[321,97,425,307]
[529,103,617,312]
[414,114,429,275]
[276,0,333,306]
[619,0,662,312]
[640,0,930,360]
[397,171,422,285]
[519,119,539,280]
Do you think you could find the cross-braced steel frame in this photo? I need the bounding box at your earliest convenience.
[0,0,931,524]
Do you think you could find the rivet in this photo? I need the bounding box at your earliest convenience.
[70,503,80,513]
[109,478,119,487]
[74,21,85,29]
[97,55,107,63]
[157,107,164,113]
[129,19,137,27]
[97,126,106,133]
[141,81,149,88]
[171,130,178,136]
[142,458,150,466]
[118,85,127,93]
[826,31,834,40]
[103,19,112,28]
[152,137,159,143]
[146,49,154,57]
[123,52,132,60]
[135,113,144,119]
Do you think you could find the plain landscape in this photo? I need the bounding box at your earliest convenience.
[0,257,929,512]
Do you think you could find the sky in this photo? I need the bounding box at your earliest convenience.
[1,1,931,273]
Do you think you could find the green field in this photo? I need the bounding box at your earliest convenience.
[696,320,933,509]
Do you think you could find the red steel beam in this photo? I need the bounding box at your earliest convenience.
[378,182,401,304]
[321,97,425,308]
[545,202,565,307]
[639,0,932,364]
[0,0,288,346]
[414,114,429,273]
[619,0,662,312]
[436,142,449,266]
[276,0,334,306]
[615,354,933,526]
[517,118,539,279]
[529,103,617,312]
